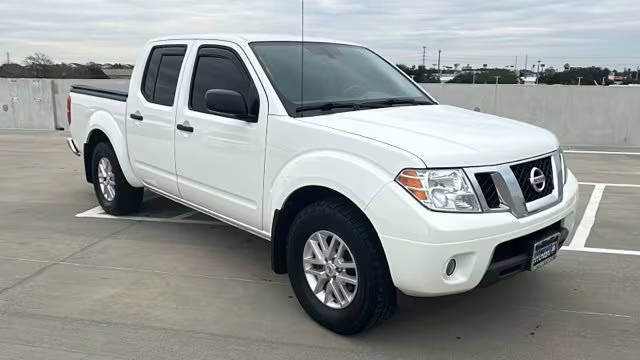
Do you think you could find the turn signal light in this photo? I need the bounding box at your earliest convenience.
[396,169,428,201]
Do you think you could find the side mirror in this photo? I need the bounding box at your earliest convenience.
[205,89,254,121]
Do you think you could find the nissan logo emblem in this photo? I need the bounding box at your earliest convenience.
[529,167,546,193]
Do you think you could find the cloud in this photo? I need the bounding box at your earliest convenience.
[0,0,638,69]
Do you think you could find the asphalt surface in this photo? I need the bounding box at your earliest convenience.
[1,130,639,360]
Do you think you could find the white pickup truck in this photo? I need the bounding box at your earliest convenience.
[67,34,578,334]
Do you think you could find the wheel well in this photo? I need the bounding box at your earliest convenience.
[83,129,110,183]
[271,186,374,274]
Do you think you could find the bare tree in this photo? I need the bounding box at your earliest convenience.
[23,52,54,66]
[23,52,54,78]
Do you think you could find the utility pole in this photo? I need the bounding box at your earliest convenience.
[437,49,442,80]
[472,71,476,84]
[514,56,519,84]
[636,66,639,81]
[524,54,528,73]
[5,52,9,64]
[577,76,583,85]
[494,75,501,85]
[422,46,426,68]
[536,60,541,84]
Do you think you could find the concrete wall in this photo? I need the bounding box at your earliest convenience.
[0,78,128,130]
[421,83,640,147]
[0,79,56,130]
[1,79,639,147]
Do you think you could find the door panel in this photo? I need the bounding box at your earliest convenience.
[175,42,268,229]
[126,43,189,196]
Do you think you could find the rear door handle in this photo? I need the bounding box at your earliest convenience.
[130,112,143,121]
[176,123,194,133]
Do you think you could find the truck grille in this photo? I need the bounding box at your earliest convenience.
[475,173,501,208]
[510,156,554,202]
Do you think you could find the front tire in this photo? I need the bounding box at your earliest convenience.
[91,142,143,215]
[286,198,396,335]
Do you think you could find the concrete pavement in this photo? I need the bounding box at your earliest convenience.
[1,130,639,359]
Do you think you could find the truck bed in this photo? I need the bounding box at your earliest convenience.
[70,84,129,102]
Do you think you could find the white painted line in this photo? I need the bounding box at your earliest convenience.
[76,206,225,226]
[579,181,640,188]
[567,184,605,249]
[561,246,640,257]
[558,309,632,319]
[172,210,197,219]
[565,150,640,156]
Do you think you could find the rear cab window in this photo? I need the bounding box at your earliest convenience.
[141,45,187,106]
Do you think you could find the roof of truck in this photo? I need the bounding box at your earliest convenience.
[149,34,363,47]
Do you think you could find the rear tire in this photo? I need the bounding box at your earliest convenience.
[91,142,143,215]
[286,198,396,335]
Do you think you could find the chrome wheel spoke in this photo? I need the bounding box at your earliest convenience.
[309,240,326,265]
[335,278,351,302]
[336,273,357,286]
[313,276,329,294]
[316,232,330,255]
[329,280,344,305]
[337,260,356,269]
[303,256,324,266]
[326,234,339,259]
[305,267,325,278]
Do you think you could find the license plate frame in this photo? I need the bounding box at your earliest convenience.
[530,232,560,271]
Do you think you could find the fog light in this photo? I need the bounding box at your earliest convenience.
[445,259,456,276]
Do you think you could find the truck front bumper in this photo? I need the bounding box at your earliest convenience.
[364,171,578,297]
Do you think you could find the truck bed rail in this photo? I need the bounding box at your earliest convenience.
[70,84,128,102]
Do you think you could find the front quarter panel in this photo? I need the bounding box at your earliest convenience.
[264,114,424,233]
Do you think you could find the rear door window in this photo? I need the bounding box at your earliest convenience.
[141,46,186,106]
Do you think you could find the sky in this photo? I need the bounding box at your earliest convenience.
[1,0,639,70]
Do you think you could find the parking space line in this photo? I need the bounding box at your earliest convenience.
[567,184,605,250]
[566,150,640,156]
[558,309,632,319]
[579,181,640,188]
[562,247,640,257]
[76,206,226,226]
[172,210,197,219]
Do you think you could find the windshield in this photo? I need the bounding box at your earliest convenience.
[250,42,435,117]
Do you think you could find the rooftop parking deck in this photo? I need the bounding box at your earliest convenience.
[1,130,639,359]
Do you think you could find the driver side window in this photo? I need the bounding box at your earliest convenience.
[189,46,259,118]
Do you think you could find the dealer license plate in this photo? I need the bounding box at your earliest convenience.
[530,233,560,271]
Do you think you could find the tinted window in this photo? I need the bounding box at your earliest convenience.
[189,47,259,118]
[141,46,186,106]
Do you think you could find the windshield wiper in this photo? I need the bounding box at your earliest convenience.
[359,98,433,108]
[295,102,359,113]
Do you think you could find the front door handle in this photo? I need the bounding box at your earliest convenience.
[176,123,194,133]
[130,112,143,121]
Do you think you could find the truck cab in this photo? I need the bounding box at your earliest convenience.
[67,34,578,335]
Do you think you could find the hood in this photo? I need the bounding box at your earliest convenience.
[303,105,559,167]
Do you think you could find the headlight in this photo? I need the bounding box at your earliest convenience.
[396,169,481,212]
[559,149,567,184]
